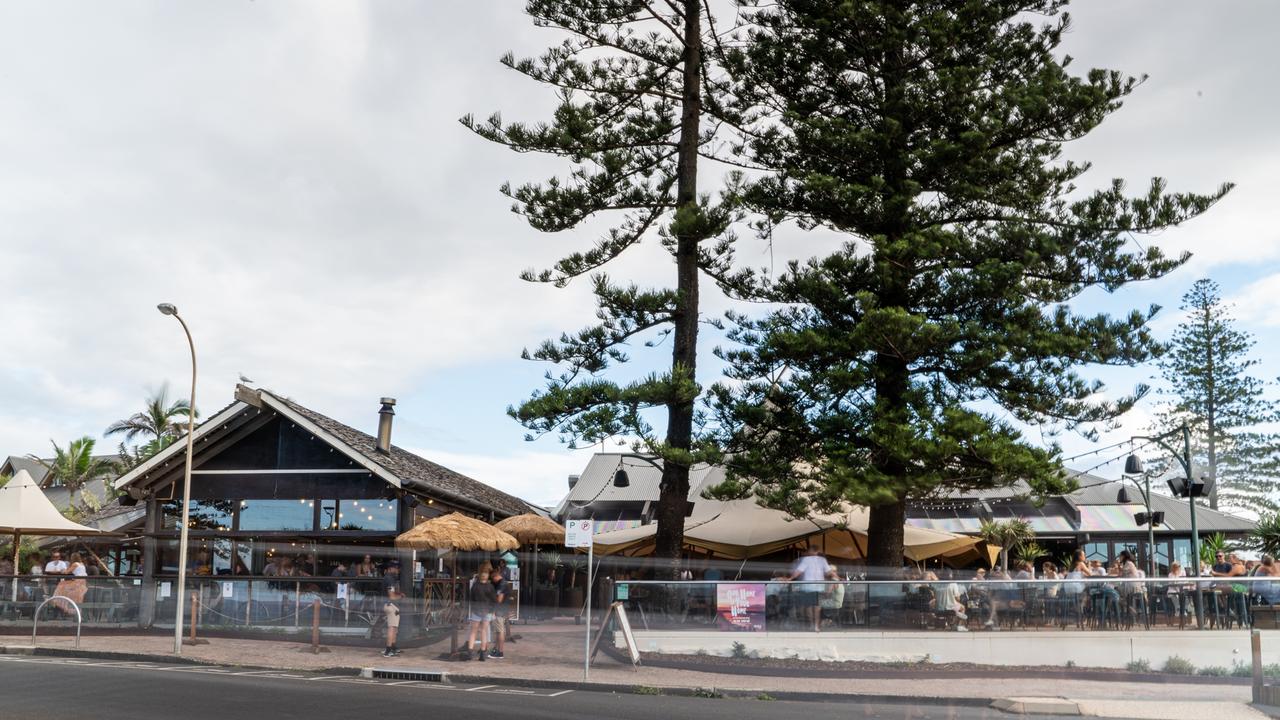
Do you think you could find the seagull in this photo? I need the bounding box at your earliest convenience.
[239,373,254,384]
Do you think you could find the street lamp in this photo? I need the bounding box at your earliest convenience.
[158,303,197,655]
[1115,463,1156,577]
[1126,423,1204,628]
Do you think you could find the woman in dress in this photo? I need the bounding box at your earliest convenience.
[53,552,89,614]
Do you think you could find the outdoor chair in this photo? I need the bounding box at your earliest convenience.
[1059,590,1085,629]
[1090,588,1121,630]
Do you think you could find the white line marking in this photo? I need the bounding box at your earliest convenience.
[307,675,350,681]
[386,680,424,686]
[231,669,278,675]
[464,684,497,692]
[548,689,574,697]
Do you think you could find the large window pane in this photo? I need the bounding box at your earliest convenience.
[336,499,397,531]
[163,500,237,531]
[238,499,316,531]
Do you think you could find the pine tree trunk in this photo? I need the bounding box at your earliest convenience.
[653,0,702,581]
[866,500,906,574]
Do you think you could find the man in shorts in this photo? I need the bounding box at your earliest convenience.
[489,566,510,659]
[789,545,831,632]
[382,586,403,657]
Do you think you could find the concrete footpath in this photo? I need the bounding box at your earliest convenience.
[2,623,1268,720]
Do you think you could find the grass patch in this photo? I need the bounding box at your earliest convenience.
[1162,655,1196,676]
[1197,666,1229,677]
[632,686,663,696]
[755,692,776,702]
[1231,661,1253,678]
[1125,659,1151,673]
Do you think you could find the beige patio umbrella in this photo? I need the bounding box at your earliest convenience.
[590,498,980,563]
[0,470,107,600]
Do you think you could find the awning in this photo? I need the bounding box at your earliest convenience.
[0,470,106,536]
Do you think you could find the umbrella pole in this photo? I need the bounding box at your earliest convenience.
[450,553,458,655]
[11,531,19,602]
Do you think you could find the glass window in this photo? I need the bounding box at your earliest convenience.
[319,500,340,531]
[1083,542,1110,563]
[163,500,237,531]
[237,499,317,531]
[334,499,397,531]
[1172,538,1193,570]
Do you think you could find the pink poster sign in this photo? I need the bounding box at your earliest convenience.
[716,583,766,632]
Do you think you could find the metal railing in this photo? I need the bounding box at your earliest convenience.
[613,576,1280,633]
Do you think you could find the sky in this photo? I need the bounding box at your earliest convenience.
[1,2,1278,508]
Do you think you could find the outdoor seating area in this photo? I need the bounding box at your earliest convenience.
[615,574,1280,634]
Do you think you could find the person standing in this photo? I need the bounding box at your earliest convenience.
[381,586,403,657]
[465,568,496,661]
[489,566,510,659]
[788,545,831,632]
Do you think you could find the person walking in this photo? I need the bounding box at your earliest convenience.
[489,566,510,659]
[464,568,496,661]
[789,545,831,632]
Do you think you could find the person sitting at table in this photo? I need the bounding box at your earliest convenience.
[44,551,68,576]
[819,567,846,627]
[0,557,13,576]
[932,570,968,631]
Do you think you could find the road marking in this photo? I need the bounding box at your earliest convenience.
[230,669,278,675]
[464,684,497,692]
[548,689,575,697]
[307,675,349,681]
[386,680,424,686]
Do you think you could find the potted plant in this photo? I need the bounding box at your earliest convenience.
[564,554,586,613]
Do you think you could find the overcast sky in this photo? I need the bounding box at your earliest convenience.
[1,2,1277,507]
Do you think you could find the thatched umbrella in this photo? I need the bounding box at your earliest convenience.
[494,514,564,615]
[395,512,519,552]
[395,513,518,655]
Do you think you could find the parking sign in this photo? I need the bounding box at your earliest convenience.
[565,519,594,548]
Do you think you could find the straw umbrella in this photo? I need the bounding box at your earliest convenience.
[395,513,519,654]
[495,514,564,616]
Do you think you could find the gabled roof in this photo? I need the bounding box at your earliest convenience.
[115,385,533,518]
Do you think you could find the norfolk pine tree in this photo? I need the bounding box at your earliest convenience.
[709,0,1231,568]
[1155,279,1280,513]
[464,2,750,576]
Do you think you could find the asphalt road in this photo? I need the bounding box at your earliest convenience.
[0,655,1087,720]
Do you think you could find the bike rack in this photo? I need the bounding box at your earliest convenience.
[32,595,82,650]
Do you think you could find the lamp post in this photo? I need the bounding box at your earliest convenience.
[1118,457,1157,577]
[158,303,197,655]
[1126,423,1202,628]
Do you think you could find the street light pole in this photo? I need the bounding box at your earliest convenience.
[1127,422,1202,628]
[158,303,197,655]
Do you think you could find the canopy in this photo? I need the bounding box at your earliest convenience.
[395,512,519,552]
[590,498,982,563]
[494,513,564,544]
[0,470,105,536]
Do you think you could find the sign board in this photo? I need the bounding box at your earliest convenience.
[158,581,171,599]
[589,601,640,668]
[716,583,766,632]
[565,519,594,548]
[335,583,349,600]
[221,582,234,599]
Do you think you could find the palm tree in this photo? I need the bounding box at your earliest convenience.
[29,437,117,519]
[978,518,1035,571]
[105,384,195,444]
[1250,514,1280,557]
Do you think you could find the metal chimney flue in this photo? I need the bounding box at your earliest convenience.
[376,397,396,453]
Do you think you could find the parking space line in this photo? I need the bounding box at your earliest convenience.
[464,684,497,692]
[547,689,574,697]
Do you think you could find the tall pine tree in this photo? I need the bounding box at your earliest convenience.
[464,2,748,576]
[1155,279,1279,513]
[708,0,1231,568]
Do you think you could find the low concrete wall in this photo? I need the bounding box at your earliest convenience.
[625,629,1280,669]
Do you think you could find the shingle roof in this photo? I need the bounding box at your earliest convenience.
[264,391,532,518]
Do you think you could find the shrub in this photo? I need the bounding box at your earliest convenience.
[1264,663,1280,678]
[756,693,776,702]
[692,687,724,699]
[1065,660,1076,668]
[731,641,748,659]
[1231,661,1253,678]
[1125,659,1151,673]
[1162,655,1196,675]
[1197,666,1229,677]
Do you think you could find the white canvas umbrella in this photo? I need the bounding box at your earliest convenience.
[0,469,106,600]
